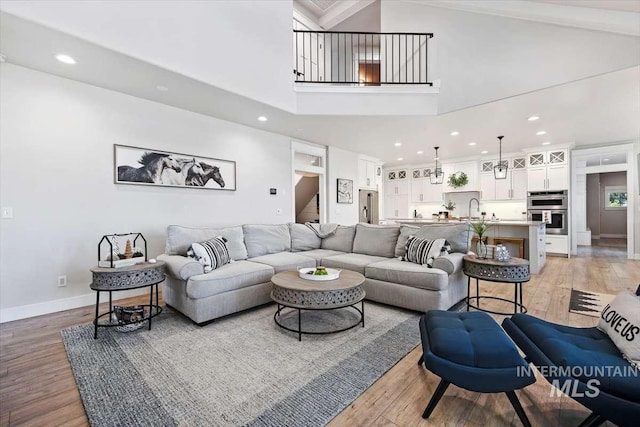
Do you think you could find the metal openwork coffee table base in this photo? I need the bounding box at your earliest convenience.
[270,270,366,341]
[463,255,530,316]
[273,301,364,342]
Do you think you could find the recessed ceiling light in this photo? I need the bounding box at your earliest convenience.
[257,116,268,122]
[481,150,488,154]
[450,131,460,136]
[394,142,402,147]
[417,150,424,154]
[397,157,403,161]
[156,85,169,91]
[536,131,547,136]
[528,116,540,121]
[468,142,476,146]
[55,54,76,64]
[542,141,551,146]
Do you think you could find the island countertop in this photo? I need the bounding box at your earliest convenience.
[391,219,545,227]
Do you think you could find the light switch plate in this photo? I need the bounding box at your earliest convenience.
[1,207,13,219]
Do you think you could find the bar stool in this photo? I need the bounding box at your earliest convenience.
[491,237,525,258]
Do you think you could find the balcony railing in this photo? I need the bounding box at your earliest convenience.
[293,30,434,86]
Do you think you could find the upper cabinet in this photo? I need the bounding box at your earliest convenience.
[410,166,443,203]
[479,156,527,201]
[442,160,479,193]
[526,149,569,191]
[358,158,382,190]
[385,168,409,195]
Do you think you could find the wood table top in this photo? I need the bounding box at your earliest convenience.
[271,270,365,292]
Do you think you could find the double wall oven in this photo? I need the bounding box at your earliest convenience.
[527,190,568,235]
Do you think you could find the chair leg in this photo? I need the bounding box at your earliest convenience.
[505,391,532,427]
[577,412,606,427]
[417,353,424,366]
[422,379,450,419]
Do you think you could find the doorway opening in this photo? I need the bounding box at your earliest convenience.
[583,171,628,257]
[295,173,320,223]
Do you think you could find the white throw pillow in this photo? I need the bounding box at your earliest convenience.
[189,236,231,273]
[404,236,446,268]
[597,290,640,367]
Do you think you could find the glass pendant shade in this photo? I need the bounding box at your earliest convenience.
[430,146,444,184]
[494,136,508,180]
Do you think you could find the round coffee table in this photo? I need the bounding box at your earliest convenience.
[463,255,530,315]
[271,270,365,341]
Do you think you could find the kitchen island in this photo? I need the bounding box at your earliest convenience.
[392,219,546,274]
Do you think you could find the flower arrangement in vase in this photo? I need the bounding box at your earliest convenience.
[470,219,491,258]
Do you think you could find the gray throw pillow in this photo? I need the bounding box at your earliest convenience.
[166,225,247,260]
[243,224,291,258]
[289,223,321,252]
[395,224,471,258]
[321,226,356,252]
[352,223,400,258]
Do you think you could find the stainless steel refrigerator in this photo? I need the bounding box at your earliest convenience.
[359,190,379,224]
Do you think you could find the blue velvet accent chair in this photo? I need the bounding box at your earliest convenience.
[418,310,535,426]
[503,313,640,427]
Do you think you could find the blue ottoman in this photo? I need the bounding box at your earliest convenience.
[418,311,535,426]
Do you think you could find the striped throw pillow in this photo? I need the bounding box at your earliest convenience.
[404,236,446,267]
[189,236,231,273]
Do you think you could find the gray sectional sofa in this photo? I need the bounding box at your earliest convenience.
[158,222,471,324]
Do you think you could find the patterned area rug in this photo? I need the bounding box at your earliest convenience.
[569,289,616,318]
[62,302,421,427]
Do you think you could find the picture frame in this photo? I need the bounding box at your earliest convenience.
[114,144,236,191]
[337,178,353,204]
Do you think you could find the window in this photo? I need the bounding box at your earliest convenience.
[604,186,627,210]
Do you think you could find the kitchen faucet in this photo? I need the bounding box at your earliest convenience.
[469,198,480,219]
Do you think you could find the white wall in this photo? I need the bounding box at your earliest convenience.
[0,0,295,111]
[381,1,640,113]
[0,64,294,316]
[327,146,360,225]
[635,143,640,258]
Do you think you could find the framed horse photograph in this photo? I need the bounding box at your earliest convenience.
[113,144,236,191]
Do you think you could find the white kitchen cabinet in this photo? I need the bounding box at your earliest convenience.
[479,157,527,200]
[527,150,569,191]
[384,194,408,218]
[545,235,569,256]
[442,160,479,192]
[410,167,443,203]
[358,159,380,189]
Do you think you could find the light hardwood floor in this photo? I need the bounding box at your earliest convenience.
[1,246,638,426]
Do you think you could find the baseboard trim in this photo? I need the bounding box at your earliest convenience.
[634,253,640,260]
[0,288,149,324]
[599,234,627,238]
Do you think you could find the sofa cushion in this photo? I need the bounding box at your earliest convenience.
[289,223,321,252]
[248,252,316,273]
[395,224,471,258]
[186,261,274,299]
[432,252,465,275]
[157,254,204,280]
[297,249,346,265]
[404,236,446,267]
[242,224,291,258]
[352,223,400,258]
[322,253,389,275]
[321,226,356,252]
[365,259,449,291]
[166,225,247,260]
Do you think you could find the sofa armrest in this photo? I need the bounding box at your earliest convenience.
[157,254,204,280]
[432,252,465,275]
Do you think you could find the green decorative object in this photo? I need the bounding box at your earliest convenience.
[442,200,456,211]
[447,171,468,188]
[470,218,491,239]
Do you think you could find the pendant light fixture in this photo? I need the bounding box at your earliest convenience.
[494,135,508,180]
[430,146,444,184]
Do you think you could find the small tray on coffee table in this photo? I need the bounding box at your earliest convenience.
[298,267,341,281]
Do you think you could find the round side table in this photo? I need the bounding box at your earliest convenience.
[90,261,165,339]
[463,255,530,315]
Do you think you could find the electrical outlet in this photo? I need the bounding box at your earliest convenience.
[1,207,13,219]
[58,276,67,287]
[276,208,282,215]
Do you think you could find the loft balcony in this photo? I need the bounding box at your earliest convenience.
[293,30,439,116]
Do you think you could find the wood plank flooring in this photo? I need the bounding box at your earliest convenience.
[1,242,638,426]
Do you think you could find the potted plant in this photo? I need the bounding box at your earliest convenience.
[470,218,491,258]
[442,200,456,218]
